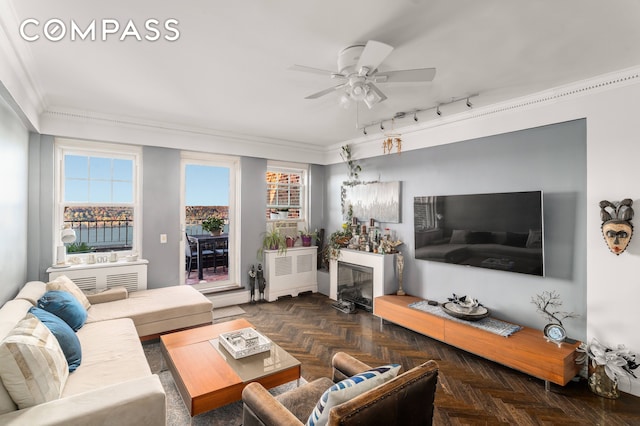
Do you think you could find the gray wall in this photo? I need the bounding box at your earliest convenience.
[323,119,587,340]
[142,146,182,288]
[22,139,326,293]
[0,93,29,303]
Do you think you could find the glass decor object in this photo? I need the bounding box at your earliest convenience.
[588,364,620,399]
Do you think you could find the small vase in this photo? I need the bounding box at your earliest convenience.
[588,364,620,399]
[301,235,312,247]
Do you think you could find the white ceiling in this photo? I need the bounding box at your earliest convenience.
[3,1,640,148]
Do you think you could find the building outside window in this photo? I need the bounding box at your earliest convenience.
[266,164,306,222]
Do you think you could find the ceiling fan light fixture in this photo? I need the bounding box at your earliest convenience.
[339,92,351,109]
[350,81,367,101]
[364,87,382,109]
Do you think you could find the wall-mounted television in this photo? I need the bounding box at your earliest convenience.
[414,191,544,276]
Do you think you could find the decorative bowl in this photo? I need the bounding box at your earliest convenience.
[441,302,490,321]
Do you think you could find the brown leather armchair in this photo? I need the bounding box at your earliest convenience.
[242,352,439,426]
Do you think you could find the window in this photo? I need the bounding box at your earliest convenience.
[266,163,307,222]
[55,139,141,258]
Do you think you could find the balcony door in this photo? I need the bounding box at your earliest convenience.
[180,152,239,292]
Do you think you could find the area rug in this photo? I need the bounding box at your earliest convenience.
[408,300,522,337]
[144,341,306,425]
[212,305,246,320]
[161,370,304,425]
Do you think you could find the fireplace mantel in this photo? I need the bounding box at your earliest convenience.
[329,249,396,301]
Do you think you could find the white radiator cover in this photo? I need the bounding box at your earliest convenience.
[264,247,317,302]
[47,259,148,293]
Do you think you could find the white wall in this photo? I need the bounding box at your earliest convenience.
[0,91,29,302]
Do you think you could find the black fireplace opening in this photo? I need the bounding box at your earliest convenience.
[337,261,373,312]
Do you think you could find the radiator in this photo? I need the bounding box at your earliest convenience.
[47,259,148,293]
[264,247,317,302]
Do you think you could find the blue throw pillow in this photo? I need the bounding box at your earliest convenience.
[29,306,82,372]
[37,290,87,331]
[306,364,401,426]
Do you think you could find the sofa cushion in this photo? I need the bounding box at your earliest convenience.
[62,318,151,397]
[0,299,34,415]
[306,364,401,426]
[29,307,82,372]
[14,281,47,306]
[0,314,69,409]
[47,275,91,310]
[86,286,213,337]
[449,229,470,244]
[526,229,543,248]
[37,291,87,331]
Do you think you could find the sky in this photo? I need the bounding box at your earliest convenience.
[185,164,229,206]
[65,155,229,206]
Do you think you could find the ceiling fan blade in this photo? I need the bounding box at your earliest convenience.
[368,83,387,103]
[305,83,346,99]
[356,40,394,76]
[289,64,341,77]
[373,68,437,83]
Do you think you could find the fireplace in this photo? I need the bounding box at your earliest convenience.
[329,249,397,311]
[337,262,374,311]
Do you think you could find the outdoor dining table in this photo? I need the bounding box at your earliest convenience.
[190,234,228,280]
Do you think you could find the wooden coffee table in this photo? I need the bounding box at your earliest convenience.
[160,318,301,416]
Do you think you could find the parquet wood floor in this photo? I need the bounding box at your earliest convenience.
[221,293,640,426]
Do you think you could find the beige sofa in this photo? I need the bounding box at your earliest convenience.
[0,279,214,425]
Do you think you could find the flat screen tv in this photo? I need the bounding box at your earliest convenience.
[414,191,544,276]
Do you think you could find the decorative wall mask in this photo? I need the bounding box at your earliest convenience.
[599,199,634,255]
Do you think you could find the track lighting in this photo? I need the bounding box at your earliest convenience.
[436,106,441,116]
[413,113,418,122]
[363,127,367,135]
[466,98,472,108]
[380,122,384,131]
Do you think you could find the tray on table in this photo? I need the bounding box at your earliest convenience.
[218,327,272,359]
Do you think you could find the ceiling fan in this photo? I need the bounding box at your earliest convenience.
[291,40,436,109]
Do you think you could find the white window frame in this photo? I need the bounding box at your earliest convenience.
[180,151,241,291]
[266,161,308,225]
[54,138,142,261]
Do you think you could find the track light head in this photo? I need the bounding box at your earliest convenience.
[436,106,441,116]
[413,113,418,122]
[466,98,472,108]
[363,127,367,135]
[380,122,385,130]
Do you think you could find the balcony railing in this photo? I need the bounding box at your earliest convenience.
[64,219,133,252]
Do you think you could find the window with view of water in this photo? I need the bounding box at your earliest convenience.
[56,140,140,255]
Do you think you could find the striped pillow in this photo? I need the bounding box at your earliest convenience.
[306,364,401,426]
[46,275,91,311]
[0,314,69,409]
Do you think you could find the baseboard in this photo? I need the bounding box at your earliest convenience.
[207,289,250,308]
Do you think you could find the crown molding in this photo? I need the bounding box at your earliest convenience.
[324,65,640,165]
[0,2,46,130]
[39,108,327,164]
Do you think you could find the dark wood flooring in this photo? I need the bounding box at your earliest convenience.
[222,293,640,426]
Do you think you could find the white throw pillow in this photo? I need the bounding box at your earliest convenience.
[47,275,91,310]
[306,364,401,426]
[0,314,69,409]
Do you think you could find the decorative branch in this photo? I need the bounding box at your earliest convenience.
[531,290,579,326]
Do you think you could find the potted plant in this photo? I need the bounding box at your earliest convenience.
[299,228,318,247]
[258,227,287,259]
[202,216,225,236]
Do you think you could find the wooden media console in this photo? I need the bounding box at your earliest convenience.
[374,295,581,388]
